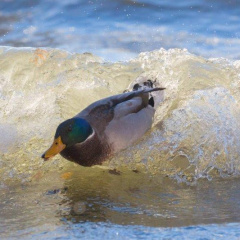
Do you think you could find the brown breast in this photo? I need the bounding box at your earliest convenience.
[60,132,111,167]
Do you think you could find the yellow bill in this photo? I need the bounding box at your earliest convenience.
[42,136,66,161]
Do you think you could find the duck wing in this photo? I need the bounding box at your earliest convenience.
[77,88,164,117]
[76,88,164,133]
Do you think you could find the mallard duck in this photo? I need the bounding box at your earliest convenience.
[42,84,165,166]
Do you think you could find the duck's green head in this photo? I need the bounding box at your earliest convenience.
[42,118,93,160]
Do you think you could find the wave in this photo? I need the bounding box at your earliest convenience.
[1,46,240,183]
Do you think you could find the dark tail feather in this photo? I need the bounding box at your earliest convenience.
[143,87,166,93]
[142,87,165,107]
[130,79,165,108]
[132,80,165,93]
[145,87,165,107]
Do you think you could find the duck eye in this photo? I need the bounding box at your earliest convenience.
[68,126,72,132]
[55,142,58,145]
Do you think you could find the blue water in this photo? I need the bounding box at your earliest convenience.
[12,222,240,240]
[0,0,239,61]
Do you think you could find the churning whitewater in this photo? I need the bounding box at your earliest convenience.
[1,46,240,183]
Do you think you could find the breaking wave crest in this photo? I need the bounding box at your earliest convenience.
[1,46,240,183]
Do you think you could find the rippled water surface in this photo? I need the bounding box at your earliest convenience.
[1,167,240,239]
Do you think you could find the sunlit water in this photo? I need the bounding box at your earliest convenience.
[1,168,240,239]
[1,46,240,239]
